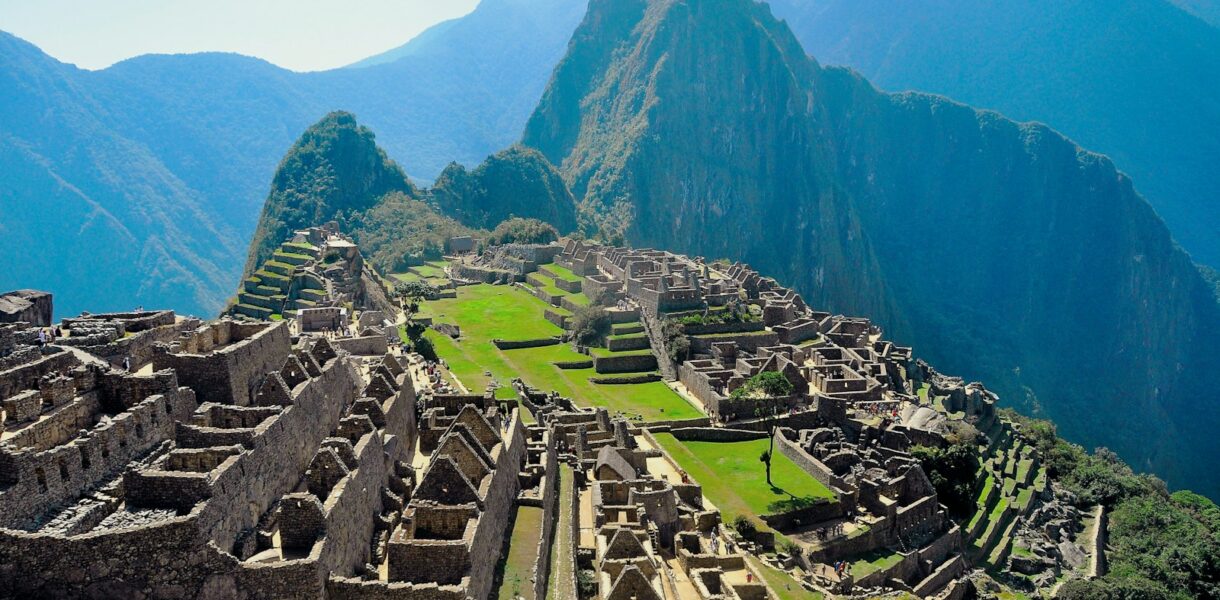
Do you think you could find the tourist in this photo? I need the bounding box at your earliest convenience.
[123,356,131,372]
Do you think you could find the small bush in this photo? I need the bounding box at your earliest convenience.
[571,306,611,346]
[731,515,757,539]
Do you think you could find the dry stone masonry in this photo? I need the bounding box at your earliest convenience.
[0,232,1097,599]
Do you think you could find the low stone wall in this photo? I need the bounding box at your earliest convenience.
[606,334,650,352]
[609,308,640,324]
[679,320,765,336]
[689,331,779,354]
[543,308,569,329]
[554,359,594,370]
[587,373,662,385]
[332,335,389,356]
[761,497,844,531]
[592,353,657,374]
[668,427,767,442]
[492,337,560,350]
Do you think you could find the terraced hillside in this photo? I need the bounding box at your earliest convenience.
[232,240,326,320]
[417,281,699,421]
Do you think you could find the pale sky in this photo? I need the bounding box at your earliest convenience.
[0,0,481,72]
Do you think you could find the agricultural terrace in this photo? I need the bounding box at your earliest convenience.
[652,433,835,526]
[418,283,701,421]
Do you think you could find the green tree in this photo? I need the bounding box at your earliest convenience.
[570,305,611,346]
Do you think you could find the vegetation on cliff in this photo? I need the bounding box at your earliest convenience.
[767,0,1220,269]
[1005,411,1220,599]
[245,112,418,273]
[245,112,586,278]
[431,145,578,232]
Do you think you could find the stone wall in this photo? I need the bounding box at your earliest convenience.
[592,353,657,374]
[531,432,559,600]
[689,331,780,354]
[464,412,528,600]
[668,427,767,442]
[197,354,362,551]
[0,385,196,528]
[606,334,650,352]
[153,321,290,406]
[332,335,389,356]
[679,321,765,336]
[492,337,561,350]
[0,509,244,599]
[0,348,77,400]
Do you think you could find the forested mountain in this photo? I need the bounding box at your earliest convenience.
[522,0,1220,501]
[245,112,572,277]
[0,0,587,317]
[766,0,1220,269]
[431,145,579,232]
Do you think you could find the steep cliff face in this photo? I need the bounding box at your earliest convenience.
[524,0,899,324]
[431,145,578,232]
[767,0,1220,269]
[523,0,1220,496]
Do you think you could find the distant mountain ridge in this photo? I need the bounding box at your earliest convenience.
[523,0,1220,499]
[0,0,588,317]
[766,0,1220,269]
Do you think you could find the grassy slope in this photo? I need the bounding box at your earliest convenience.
[421,284,699,420]
[496,505,543,600]
[653,433,834,524]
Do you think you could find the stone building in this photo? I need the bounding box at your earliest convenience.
[0,290,52,327]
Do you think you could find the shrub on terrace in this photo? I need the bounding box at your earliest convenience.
[730,371,794,400]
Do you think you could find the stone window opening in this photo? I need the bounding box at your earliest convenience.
[58,458,70,481]
[80,446,91,470]
[34,467,48,492]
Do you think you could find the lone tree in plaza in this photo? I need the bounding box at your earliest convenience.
[733,371,795,485]
[393,280,439,359]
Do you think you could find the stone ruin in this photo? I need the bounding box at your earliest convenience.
[233,225,394,322]
[0,287,542,599]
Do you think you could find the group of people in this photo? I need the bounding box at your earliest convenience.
[318,325,354,339]
[858,402,902,419]
[36,327,60,347]
[812,521,846,541]
[831,560,852,578]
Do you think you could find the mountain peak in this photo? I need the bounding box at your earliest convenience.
[522,0,1220,501]
[244,111,415,273]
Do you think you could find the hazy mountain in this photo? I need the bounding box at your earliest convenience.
[766,0,1220,270]
[523,0,1220,498]
[1171,0,1220,26]
[0,0,587,318]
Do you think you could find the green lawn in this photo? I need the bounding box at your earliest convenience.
[547,465,575,600]
[496,505,543,600]
[746,555,821,600]
[653,434,835,526]
[413,261,448,278]
[541,264,583,283]
[850,549,904,578]
[420,284,699,421]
